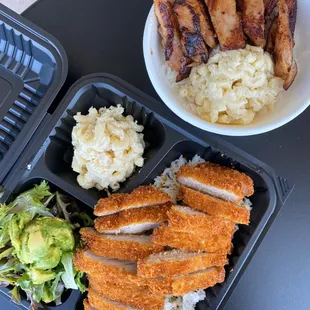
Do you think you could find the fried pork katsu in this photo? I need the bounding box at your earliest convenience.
[80,227,164,260]
[94,203,171,234]
[154,0,191,81]
[73,250,142,285]
[205,0,246,50]
[180,186,250,224]
[137,249,227,278]
[177,162,254,203]
[146,266,225,296]
[89,279,166,310]
[152,225,232,253]
[167,205,236,236]
[243,0,265,47]
[83,299,96,310]
[87,291,137,310]
[94,186,171,216]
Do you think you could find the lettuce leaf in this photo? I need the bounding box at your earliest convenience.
[60,252,78,290]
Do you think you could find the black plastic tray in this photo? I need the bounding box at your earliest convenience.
[0,73,293,310]
[0,3,68,183]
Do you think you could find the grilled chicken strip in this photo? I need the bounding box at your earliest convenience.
[80,227,164,260]
[264,0,277,16]
[152,225,233,253]
[146,266,225,296]
[173,0,209,63]
[180,186,250,224]
[87,292,137,310]
[205,0,246,50]
[167,205,236,236]
[266,16,277,54]
[175,0,217,48]
[283,60,297,90]
[89,279,166,310]
[137,249,227,278]
[94,203,171,234]
[274,0,294,81]
[177,162,254,203]
[154,0,191,81]
[94,186,171,216]
[243,0,265,47]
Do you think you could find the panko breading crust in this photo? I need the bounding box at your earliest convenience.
[89,279,166,310]
[80,227,164,260]
[94,193,129,216]
[177,162,254,201]
[152,226,232,253]
[147,267,225,296]
[180,186,250,224]
[167,205,235,236]
[137,250,227,278]
[94,203,172,233]
[83,299,95,310]
[73,250,142,286]
[87,289,137,310]
[94,186,171,216]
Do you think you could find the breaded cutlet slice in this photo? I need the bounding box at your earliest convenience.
[80,227,164,260]
[88,289,137,310]
[89,279,166,310]
[180,186,250,224]
[177,163,254,202]
[137,249,227,278]
[94,203,171,234]
[168,205,235,236]
[73,249,143,286]
[94,193,129,216]
[94,186,171,216]
[83,299,96,310]
[152,226,232,254]
[146,266,225,296]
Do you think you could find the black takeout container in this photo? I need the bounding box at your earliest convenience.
[0,4,293,310]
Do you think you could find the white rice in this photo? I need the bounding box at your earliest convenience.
[164,290,206,310]
[153,155,205,203]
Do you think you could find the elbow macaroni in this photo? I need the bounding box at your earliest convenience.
[72,105,145,191]
[177,45,283,125]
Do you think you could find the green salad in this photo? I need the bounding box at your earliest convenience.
[0,181,92,308]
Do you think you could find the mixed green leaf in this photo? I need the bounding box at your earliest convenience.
[0,181,93,309]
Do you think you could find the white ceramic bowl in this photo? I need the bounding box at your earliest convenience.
[143,1,310,136]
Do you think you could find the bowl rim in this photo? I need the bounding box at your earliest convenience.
[143,4,310,136]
